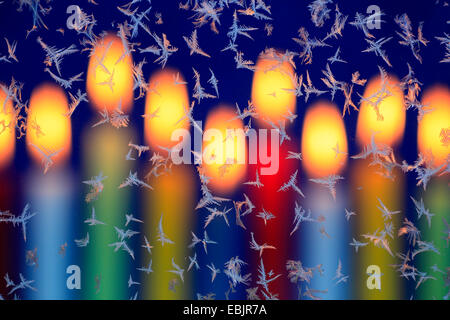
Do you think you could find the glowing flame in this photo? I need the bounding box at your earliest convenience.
[26,83,72,166]
[86,34,133,113]
[251,49,296,125]
[0,87,16,169]
[356,75,405,147]
[418,85,450,165]
[302,101,348,177]
[202,105,247,194]
[144,69,190,150]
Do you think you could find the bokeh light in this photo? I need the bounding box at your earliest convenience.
[144,68,190,151]
[86,33,134,113]
[418,85,450,166]
[302,101,348,178]
[356,74,405,147]
[202,105,247,194]
[0,87,16,169]
[251,49,296,125]
[26,83,72,166]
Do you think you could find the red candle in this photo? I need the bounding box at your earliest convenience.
[0,86,17,299]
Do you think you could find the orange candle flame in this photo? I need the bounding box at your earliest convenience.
[0,87,16,169]
[86,33,134,113]
[418,85,450,166]
[356,74,405,147]
[302,101,348,178]
[202,105,247,194]
[144,68,190,151]
[26,83,72,167]
[252,49,296,126]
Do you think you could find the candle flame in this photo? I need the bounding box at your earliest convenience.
[26,83,72,166]
[251,49,296,125]
[202,105,247,194]
[144,69,190,151]
[86,34,133,113]
[418,85,450,166]
[356,75,405,147]
[0,87,16,169]
[302,101,348,177]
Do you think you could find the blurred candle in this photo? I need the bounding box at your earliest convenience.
[83,126,134,299]
[198,105,248,299]
[0,87,18,299]
[84,33,135,299]
[144,165,196,299]
[416,86,450,300]
[143,69,195,299]
[249,49,297,299]
[301,101,349,299]
[24,83,76,299]
[352,74,406,299]
[248,140,298,299]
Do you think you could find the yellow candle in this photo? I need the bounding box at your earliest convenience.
[353,73,405,299]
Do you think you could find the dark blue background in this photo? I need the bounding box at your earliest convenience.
[0,0,448,172]
[0,0,449,299]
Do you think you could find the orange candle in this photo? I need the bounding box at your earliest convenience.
[143,69,195,299]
